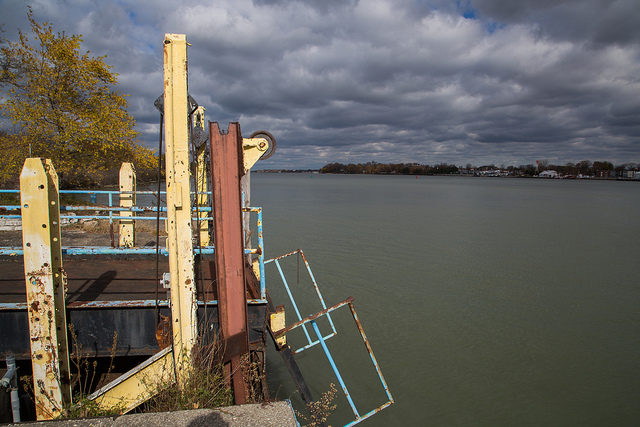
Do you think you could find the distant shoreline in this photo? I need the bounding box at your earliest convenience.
[254,170,638,181]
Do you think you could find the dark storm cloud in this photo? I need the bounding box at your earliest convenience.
[469,0,640,46]
[1,0,639,168]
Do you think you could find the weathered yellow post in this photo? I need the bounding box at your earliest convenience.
[193,106,209,246]
[163,33,198,380]
[119,162,136,248]
[86,34,197,412]
[20,158,71,420]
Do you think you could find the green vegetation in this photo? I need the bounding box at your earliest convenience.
[0,10,156,188]
[320,162,459,175]
[320,160,638,177]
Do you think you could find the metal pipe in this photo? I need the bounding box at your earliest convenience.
[273,297,353,338]
[348,302,394,403]
[343,401,394,427]
[310,320,360,418]
[274,259,313,344]
[291,332,337,354]
[257,208,266,299]
[1,355,16,386]
[1,354,20,422]
[264,249,337,341]
[299,250,337,334]
[291,331,337,355]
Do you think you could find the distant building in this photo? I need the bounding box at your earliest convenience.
[627,170,640,179]
[539,170,558,178]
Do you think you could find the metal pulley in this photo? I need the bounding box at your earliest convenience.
[243,130,277,171]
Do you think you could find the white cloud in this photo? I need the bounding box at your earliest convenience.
[1,0,639,167]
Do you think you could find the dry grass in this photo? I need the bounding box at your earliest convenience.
[143,342,233,412]
[296,383,338,427]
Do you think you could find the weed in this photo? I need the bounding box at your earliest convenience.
[143,339,232,412]
[241,351,268,403]
[63,324,123,418]
[296,383,338,427]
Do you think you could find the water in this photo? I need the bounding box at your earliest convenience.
[251,174,640,426]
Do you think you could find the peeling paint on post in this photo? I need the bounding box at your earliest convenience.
[163,33,198,383]
[20,158,71,420]
[119,162,136,248]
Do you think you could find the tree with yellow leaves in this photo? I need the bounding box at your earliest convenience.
[0,11,155,187]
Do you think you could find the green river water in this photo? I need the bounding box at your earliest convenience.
[251,173,639,426]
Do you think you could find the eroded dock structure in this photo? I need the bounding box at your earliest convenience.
[1,33,392,426]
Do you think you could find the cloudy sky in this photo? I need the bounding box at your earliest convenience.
[1,0,639,168]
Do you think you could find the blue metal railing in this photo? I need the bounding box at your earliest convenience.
[265,249,337,354]
[0,188,266,301]
[269,254,394,426]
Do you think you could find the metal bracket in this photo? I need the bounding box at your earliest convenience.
[161,272,171,289]
[242,138,270,172]
[243,130,276,172]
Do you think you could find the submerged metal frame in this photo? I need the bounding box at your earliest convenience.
[269,252,393,426]
[265,249,337,354]
[273,297,394,426]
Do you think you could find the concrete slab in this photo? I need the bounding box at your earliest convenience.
[9,401,298,427]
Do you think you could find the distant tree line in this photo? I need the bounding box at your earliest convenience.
[319,160,639,177]
[475,160,634,177]
[320,162,460,175]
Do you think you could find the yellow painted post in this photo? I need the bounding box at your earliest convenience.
[193,106,209,247]
[119,163,136,248]
[20,158,71,420]
[163,33,197,381]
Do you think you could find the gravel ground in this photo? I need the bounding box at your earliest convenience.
[9,401,298,427]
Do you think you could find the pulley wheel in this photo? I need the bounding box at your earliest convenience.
[249,130,277,160]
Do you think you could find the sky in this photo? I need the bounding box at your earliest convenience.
[1,0,639,169]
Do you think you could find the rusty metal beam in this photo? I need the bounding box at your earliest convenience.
[20,158,71,420]
[209,121,249,404]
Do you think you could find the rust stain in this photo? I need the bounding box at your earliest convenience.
[155,314,172,349]
[274,297,354,337]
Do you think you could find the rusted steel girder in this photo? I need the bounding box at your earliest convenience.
[209,122,249,404]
